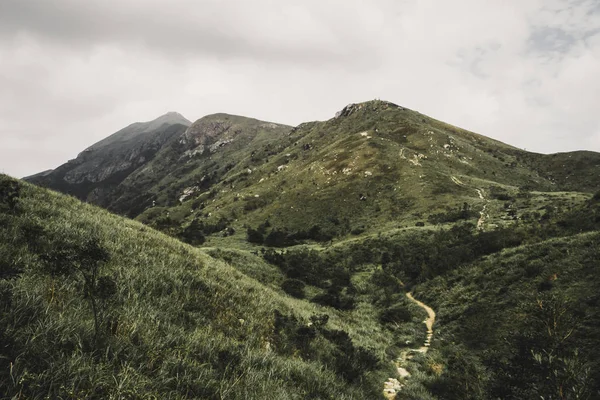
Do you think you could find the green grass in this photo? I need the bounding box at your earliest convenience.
[1,176,409,399]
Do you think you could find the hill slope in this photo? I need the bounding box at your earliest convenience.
[1,174,406,399]
[410,231,600,399]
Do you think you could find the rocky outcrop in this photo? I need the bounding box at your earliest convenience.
[335,100,404,118]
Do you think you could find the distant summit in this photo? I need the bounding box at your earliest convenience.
[25,111,190,207]
[153,111,191,127]
[86,112,191,152]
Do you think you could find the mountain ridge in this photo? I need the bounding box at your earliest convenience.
[25,99,600,243]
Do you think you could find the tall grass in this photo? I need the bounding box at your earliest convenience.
[0,176,393,399]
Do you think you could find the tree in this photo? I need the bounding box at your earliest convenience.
[40,236,115,346]
[246,227,264,244]
[529,294,592,399]
[281,279,306,299]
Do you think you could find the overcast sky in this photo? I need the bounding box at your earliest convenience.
[1,0,600,178]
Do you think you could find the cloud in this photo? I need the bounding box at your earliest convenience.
[0,0,381,67]
[0,0,599,177]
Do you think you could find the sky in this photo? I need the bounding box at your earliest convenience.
[1,0,600,178]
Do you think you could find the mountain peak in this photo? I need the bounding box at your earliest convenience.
[82,112,191,153]
[152,111,191,127]
[334,99,405,119]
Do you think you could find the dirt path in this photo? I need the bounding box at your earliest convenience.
[451,176,488,230]
[475,188,484,200]
[475,188,488,230]
[383,293,436,399]
[406,293,435,353]
[451,176,465,187]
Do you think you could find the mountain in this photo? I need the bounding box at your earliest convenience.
[29,100,600,246]
[25,100,600,248]
[26,112,191,209]
[18,100,600,399]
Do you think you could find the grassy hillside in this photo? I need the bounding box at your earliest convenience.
[15,100,600,399]
[4,176,600,399]
[409,231,600,399]
[26,100,600,251]
[1,174,419,399]
[123,101,600,249]
[224,191,600,399]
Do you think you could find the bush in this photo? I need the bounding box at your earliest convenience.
[246,227,264,244]
[244,197,268,212]
[272,310,379,383]
[179,219,206,245]
[312,287,355,311]
[264,229,298,247]
[281,279,306,299]
[428,203,478,224]
[0,177,20,213]
[380,304,412,324]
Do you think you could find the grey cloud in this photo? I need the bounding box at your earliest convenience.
[1,0,600,178]
[0,0,380,68]
[529,27,576,53]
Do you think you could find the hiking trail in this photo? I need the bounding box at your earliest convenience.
[451,176,488,230]
[383,292,436,399]
[475,188,489,230]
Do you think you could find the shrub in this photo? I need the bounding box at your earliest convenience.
[0,177,20,213]
[244,197,268,212]
[380,304,412,324]
[264,229,298,247]
[312,287,356,311]
[281,279,306,299]
[428,203,478,225]
[246,227,264,244]
[179,219,206,245]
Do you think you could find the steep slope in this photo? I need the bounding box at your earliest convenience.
[86,112,190,151]
[516,150,600,192]
[244,192,600,399]
[0,174,402,399]
[25,112,191,209]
